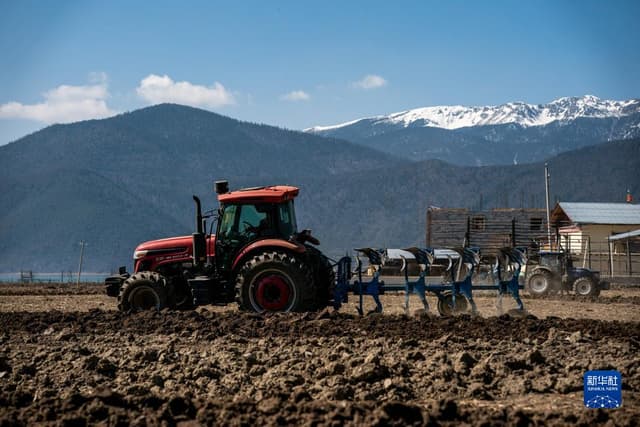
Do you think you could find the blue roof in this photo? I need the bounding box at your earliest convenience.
[608,229,640,241]
[557,202,640,225]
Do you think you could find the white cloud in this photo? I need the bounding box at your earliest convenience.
[136,74,235,108]
[280,90,310,102]
[352,74,388,90]
[0,76,115,124]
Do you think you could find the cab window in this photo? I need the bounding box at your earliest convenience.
[218,204,273,241]
[218,205,238,239]
[278,201,297,237]
[238,205,268,234]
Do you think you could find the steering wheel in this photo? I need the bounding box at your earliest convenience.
[242,221,259,235]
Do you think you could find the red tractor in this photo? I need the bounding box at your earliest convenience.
[105,181,334,312]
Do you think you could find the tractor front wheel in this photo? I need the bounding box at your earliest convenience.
[166,276,193,310]
[235,251,315,313]
[118,272,168,312]
[573,277,600,297]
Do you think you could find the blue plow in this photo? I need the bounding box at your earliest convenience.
[332,246,527,316]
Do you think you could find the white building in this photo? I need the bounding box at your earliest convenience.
[551,202,640,255]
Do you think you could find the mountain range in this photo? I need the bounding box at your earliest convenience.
[0,104,401,272]
[306,96,640,165]
[0,103,638,272]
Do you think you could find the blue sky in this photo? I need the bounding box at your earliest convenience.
[1,0,639,144]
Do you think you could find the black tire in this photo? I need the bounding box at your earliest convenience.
[156,264,193,310]
[305,245,335,310]
[235,251,315,312]
[167,276,194,310]
[573,277,600,297]
[118,272,168,312]
[157,265,193,310]
[525,270,554,298]
[437,291,470,316]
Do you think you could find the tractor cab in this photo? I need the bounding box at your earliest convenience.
[538,251,568,274]
[213,185,300,275]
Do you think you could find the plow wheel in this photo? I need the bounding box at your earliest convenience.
[437,291,470,316]
[118,272,168,312]
[235,251,315,313]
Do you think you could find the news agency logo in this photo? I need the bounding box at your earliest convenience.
[584,370,622,409]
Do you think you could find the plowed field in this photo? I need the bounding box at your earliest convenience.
[1,284,638,425]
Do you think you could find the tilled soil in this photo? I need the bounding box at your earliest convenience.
[2,285,640,322]
[1,308,638,426]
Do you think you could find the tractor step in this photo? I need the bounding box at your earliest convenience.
[188,276,216,305]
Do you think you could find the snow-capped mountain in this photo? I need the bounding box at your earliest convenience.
[305,95,640,166]
[306,95,640,133]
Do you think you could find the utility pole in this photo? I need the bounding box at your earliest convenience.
[544,163,552,248]
[77,241,86,286]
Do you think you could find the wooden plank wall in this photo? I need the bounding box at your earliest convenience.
[426,207,548,255]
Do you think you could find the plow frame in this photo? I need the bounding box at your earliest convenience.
[331,245,527,316]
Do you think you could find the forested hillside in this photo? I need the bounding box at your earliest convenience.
[0,104,637,271]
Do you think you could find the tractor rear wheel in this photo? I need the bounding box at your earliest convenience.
[437,291,470,316]
[235,251,315,312]
[573,277,600,297]
[525,270,554,298]
[305,245,335,310]
[118,272,168,312]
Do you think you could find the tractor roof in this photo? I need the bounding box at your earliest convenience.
[218,185,299,204]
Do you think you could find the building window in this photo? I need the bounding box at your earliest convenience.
[530,217,543,231]
[471,216,485,231]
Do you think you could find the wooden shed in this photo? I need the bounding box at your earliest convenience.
[426,207,547,255]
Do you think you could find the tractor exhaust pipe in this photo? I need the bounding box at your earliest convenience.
[193,196,203,234]
[192,195,206,268]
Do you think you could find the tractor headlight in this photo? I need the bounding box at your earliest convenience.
[133,250,149,260]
